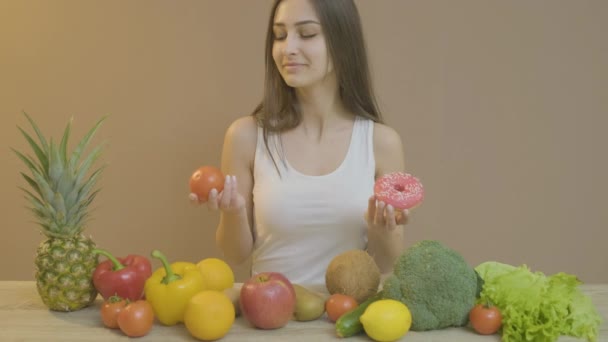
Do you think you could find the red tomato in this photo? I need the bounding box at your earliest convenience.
[325,294,358,322]
[100,296,127,329]
[469,303,503,335]
[117,300,154,337]
[189,165,225,202]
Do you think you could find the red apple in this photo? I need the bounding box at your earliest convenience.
[239,272,296,329]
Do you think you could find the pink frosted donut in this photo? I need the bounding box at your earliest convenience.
[374,172,424,210]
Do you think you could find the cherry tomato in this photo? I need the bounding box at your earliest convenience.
[189,165,225,202]
[117,300,154,337]
[469,303,503,335]
[325,294,358,322]
[100,296,127,329]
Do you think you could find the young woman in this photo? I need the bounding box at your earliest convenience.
[191,0,409,292]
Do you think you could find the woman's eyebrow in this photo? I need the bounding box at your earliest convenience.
[273,20,321,27]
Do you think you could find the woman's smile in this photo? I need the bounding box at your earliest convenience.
[283,62,305,72]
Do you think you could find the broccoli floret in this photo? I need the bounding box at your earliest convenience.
[382,240,481,331]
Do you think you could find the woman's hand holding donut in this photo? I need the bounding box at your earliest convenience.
[189,175,246,214]
[365,195,409,232]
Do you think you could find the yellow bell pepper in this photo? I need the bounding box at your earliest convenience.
[144,250,205,325]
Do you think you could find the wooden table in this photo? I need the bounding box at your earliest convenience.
[0,281,606,341]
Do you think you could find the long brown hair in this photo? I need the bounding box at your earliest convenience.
[253,0,382,170]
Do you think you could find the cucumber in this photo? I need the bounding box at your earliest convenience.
[335,291,383,338]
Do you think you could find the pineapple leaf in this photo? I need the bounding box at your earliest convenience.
[69,116,107,173]
[34,202,54,219]
[12,148,44,177]
[44,202,57,217]
[18,186,44,209]
[27,218,49,232]
[66,186,100,220]
[77,166,104,202]
[39,227,66,239]
[31,169,55,204]
[56,171,74,201]
[21,193,54,222]
[64,185,80,213]
[21,111,49,154]
[67,212,88,234]
[19,172,42,197]
[17,126,49,175]
[51,192,67,224]
[59,116,73,166]
[48,221,61,234]
[69,189,100,224]
[85,188,101,207]
[27,207,46,221]
[67,211,84,228]
[66,201,81,221]
[74,144,105,186]
[48,140,64,186]
[67,167,104,217]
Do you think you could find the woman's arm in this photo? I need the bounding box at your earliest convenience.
[366,123,408,273]
[214,116,258,265]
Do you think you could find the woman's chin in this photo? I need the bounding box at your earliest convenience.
[283,77,306,88]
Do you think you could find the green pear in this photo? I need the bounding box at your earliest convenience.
[293,284,326,321]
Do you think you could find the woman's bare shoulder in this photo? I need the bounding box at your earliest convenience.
[373,122,402,152]
[223,115,258,161]
[372,122,405,174]
[226,115,258,141]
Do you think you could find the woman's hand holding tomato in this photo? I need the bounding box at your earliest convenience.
[189,166,246,214]
[204,175,246,214]
[365,195,409,232]
[189,166,225,202]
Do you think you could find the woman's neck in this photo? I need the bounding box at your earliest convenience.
[292,99,352,143]
[294,77,350,132]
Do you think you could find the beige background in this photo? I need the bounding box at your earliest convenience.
[1,1,606,283]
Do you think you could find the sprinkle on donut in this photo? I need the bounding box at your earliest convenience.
[374,172,424,210]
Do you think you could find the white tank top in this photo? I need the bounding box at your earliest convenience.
[251,116,375,293]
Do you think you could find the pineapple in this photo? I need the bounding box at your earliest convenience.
[13,112,107,311]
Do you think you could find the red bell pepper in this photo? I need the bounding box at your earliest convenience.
[92,249,152,301]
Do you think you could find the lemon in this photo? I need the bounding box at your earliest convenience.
[359,299,412,342]
[184,290,235,341]
[196,258,235,291]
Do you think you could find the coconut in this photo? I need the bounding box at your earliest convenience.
[325,250,381,303]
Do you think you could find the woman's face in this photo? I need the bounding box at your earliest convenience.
[272,0,333,89]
